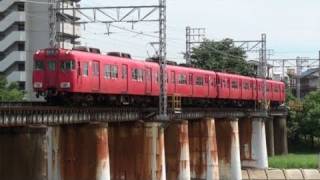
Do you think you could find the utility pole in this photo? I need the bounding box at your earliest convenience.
[318,51,320,91]
[185,26,205,65]
[158,0,167,119]
[49,0,58,47]
[260,33,267,110]
[296,57,301,99]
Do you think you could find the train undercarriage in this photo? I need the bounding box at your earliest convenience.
[41,90,281,110]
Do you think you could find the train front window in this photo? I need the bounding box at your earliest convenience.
[48,61,56,71]
[34,60,44,70]
[61,60,75,71]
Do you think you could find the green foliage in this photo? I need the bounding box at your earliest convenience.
[301,91,320,137]
[0,76,24,101]
[269,154,318,169]
[190,38,254,76]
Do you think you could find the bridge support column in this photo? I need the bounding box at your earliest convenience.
[189,118,219,180]
[239,118,268,169]
[274,116,288,155]
[240,118,268,169]
[165,120,191,180]
[215,118,241,180]
[49,124,110,180]
[265,118,275,156]
[0,127,48,180]
[109,122,166,180]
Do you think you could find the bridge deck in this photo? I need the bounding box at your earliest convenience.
[0,105,287,126]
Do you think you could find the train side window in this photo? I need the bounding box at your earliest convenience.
[196,76,204,86]
[111,65,118,78]
[83,63,88,76]
[122,65,127,79]
[132,68,138,80]
[104,65,111,79]
[132,68,143,82]
[211,77,215,86]
[244,82,249,90]
[205,76,209,84]
[138,69,143,81]
[171,71,176,84]
[178,74,187,84]
[231,81,238,89]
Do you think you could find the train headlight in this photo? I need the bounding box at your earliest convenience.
[60,82,71,88]
[33,82,43,88]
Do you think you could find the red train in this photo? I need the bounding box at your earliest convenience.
[32,48,285,107]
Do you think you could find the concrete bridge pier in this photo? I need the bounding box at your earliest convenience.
[240,118,268,169]
[274,116,288,155]
[265,118,275,157]
[165,120,191,180]
[189,118,219,180]
[108,122,166,180]
[215,118,241,180]
[48,124,110,180]
[0,126,48,180]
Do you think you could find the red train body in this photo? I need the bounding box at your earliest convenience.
[32,48,285,106]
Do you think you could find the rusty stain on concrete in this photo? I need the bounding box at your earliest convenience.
[109,122,165,180]
[189,118,219,179]
[239,118,253,161]
[215,118,241,180]
[57,124,109,180]
[164,120,190,180]
[0,127,48,180]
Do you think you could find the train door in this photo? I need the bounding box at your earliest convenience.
[169,70,176,94]
[46,60,58,88]
[145,67,152,94]
[205,75,209,97]
[189,73,193,96]
[92,61,100,91]
[122,64,128,93]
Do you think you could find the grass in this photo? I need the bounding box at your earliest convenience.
[268,153,319,169]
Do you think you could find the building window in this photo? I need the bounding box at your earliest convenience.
[18,63,25,71]
[18,43,25,51]
[18,82,25,90]
[17,4,25,11]
[18,23,25,31]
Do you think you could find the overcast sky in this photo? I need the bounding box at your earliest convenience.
[80,0,320,65]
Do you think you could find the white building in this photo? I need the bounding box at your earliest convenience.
[0,0,81,99]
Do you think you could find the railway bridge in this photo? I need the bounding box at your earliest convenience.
[0,104,288,180]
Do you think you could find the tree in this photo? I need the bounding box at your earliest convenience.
[0,76,24,101]
[190,38,254,76]
[301,91,320,145]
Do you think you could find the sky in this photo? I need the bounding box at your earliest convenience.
[79,0,320,69]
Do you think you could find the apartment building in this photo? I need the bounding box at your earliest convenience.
[0,0,81,99]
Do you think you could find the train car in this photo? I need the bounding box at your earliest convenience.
[33,48,285,107]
